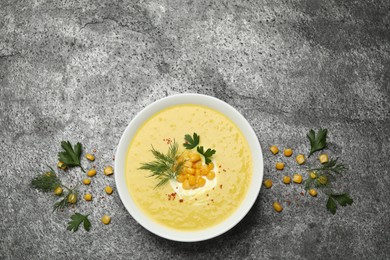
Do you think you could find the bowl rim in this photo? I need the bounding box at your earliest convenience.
[115,93,263,242]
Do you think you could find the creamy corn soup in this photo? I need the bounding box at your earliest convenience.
[126,104,252,231]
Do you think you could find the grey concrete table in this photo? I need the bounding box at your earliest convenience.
[1,0,389,259]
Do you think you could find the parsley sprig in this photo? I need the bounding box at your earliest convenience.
[58,141,85,172]
[197,146,216,164]
[183,133,199,149]
[304,129,353,214]
[307,128,327,157]
[67,213,91,232]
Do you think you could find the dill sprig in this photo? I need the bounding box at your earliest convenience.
[139,141,182,188]
[31,166,61,192]
[53,187,77,212]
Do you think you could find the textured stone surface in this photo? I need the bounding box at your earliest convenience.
[1,0,389,259]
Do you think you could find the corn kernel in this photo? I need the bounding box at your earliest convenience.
[102,215,111,225]
[293,174,303,184]
[188,175,196,186]
[319,153,329,164]
[105,186,113,195]
[187,167,195,175]
[270,145,279,155]
[296,154,306,165]
[87,169,97,177]
[190,154,201,163]
[318,175,328,185]
[284,148,293,157]
[83,178,91,185]
[194,161,202,169]
[86,153,95,161]
[104,166,114,176]
[182,179,191,190]
[208,162,215,170]
[195,169,201,176]
[309,189,317,197]
[283,176,291,184]
[184,161,193,168]
[207,170,215,180]
[57,161,67,170]
[276,162,285,170]
[201,165,210,175]
[309,171,317,179]
[263,179,273,188]
[273,202,283,212]
[198,177,206,187]
[176,174,186,183]
[54,187,63,196]
[84,193,92,201]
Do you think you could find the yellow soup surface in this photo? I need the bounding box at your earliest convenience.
[126,104,252,231]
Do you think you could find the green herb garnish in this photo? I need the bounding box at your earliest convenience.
[53,187,78,212]
[326,193,353,214]
[139,141,182,188]
[307,128,327,157]
[31,167,61,192]
[183,133,200,149]
[58,141,85,172]
[308,158,347,176]
[197,146,216,165]
[67,213,91,232]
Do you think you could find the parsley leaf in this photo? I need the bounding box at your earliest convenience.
[197,146,216,164]
[326,193,353,214]
[31,167,61,192]
[183,133,200,149]
[307,128,327,157]
[67,213,91,232]
[58,141,85,172]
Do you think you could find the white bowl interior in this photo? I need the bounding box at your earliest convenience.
[115,93,263,242]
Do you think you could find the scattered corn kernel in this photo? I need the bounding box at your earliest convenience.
[57,161,67,170]
[105,186,113,195]
[54,187,63,196]
[83,179,91,185]
[263,179,273,188]
[275,162,285,170]
[309,171,317,179]
[86,153,95,161]
[273,202,283,212]
[296,154,306,165]
[84,193,92,201]
[67,193,77,204]
[270,145,279,155]
[319,153,329,164]
[104,166,114,176]
[293,174,303,184]
[87,169,97,177]
[283,176,291,184]
[318,175,328,185]
[309,189,317,197]
[284,148,293,157]
[102,215,111,225]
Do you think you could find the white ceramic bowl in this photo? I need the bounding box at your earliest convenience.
[115,93,263,242]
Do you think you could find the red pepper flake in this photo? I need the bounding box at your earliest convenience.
[219,165,222,168]
[179,199,183,203]
[286,200,291,206]
[211,199,214,202]
[220,184,223,189]
[93,149,97,153]
[167,192,177,201]
[195,198,197,200]
[223,169,226,172]
[206,194,209,197]
[300,192,304,196]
